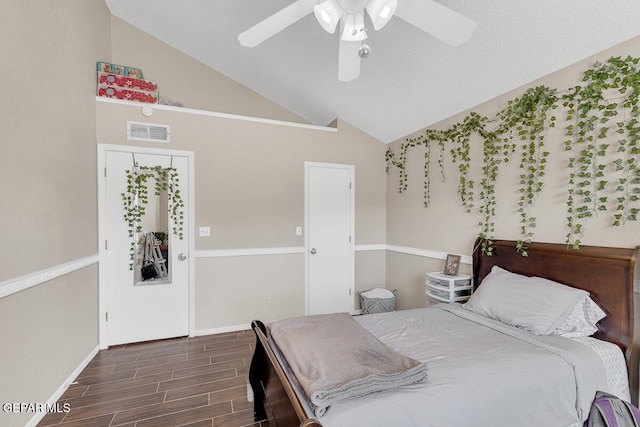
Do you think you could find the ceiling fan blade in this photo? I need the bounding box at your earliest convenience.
[238,0,317,47]
[338,39,361,82]
[394,0,476,47]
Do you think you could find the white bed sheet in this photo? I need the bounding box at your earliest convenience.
[571,336,630,401]
[306,304,624,427]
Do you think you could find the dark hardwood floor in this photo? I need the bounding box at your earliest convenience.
[38,330,269,427]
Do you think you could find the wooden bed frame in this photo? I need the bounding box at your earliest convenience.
[249,238,639,427]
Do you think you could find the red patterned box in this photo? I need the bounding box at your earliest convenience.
[98,72,158,92]
[97,86,158,104]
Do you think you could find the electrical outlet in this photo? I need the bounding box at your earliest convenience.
[199,226,211,237]
[296,226,302,236]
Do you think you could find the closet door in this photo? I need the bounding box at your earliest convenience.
[305,162,355,315]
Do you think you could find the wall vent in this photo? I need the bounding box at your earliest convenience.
[127,121,170,143]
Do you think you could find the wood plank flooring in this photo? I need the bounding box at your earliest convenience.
[38,330,270,427]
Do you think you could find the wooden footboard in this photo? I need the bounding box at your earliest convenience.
[249,320,322,427]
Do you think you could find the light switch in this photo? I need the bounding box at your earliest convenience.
[199,226,211,237]
[296,226,302,236]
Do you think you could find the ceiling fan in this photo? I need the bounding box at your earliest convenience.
[238,0,477,82]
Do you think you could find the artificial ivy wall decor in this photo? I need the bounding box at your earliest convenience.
[122,160,185,269]
[386,56,640,255]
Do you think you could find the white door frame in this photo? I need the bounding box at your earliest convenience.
[97,144,195,349]
[304,161,355,315]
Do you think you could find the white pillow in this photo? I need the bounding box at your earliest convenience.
[551,295,606,338]
[463,266,588,335]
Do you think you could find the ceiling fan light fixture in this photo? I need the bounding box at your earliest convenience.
[358,40,371,59]
[365,0,397,30]
[313,0,343,34]
[340,11,366,41]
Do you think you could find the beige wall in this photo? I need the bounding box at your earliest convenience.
[385,35,640,403]
[0,1,111,426]
[386,35,640,298]
[96,101,387,331]
[387,36,640,255]
[98,16,387,333]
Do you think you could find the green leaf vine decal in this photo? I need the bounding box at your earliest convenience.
[386,130,447,208]
[386,56,640,255]
[497,86,558,255]
[564,56,640,247]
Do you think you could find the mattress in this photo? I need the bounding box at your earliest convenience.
[291,304,628,427]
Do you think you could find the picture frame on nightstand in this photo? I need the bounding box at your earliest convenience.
[443,254,461,276]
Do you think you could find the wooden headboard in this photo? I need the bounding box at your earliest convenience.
[472,238,638,364]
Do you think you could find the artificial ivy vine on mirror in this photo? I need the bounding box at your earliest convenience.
[386,55,640,255]
[121,162,185,269]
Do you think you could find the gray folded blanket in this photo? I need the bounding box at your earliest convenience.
[270,312,428,417]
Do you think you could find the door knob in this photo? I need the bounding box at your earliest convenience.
[310,248,317,255]
[178,253,187,261]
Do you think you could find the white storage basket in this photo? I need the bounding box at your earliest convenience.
[359,288,397,314]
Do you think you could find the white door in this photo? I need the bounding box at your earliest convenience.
[305,162,354,315]
[99,145,192,347]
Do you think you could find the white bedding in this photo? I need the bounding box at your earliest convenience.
[301,304,629,427]
[572,336,630,401]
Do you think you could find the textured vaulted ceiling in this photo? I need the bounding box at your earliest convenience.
[104,0,640,143]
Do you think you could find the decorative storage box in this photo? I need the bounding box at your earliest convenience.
[98,72,158,93]
[425,272,473,304]
[97,86,158,104]
[97,61,144,78]
[96,62,158,104]
[359,288,397,314]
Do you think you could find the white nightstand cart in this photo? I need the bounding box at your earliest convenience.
[425,272,473,304]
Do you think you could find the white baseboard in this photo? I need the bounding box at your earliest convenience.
[195,311,369,337]
[194,323,251,336]
[25,345,99,427]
